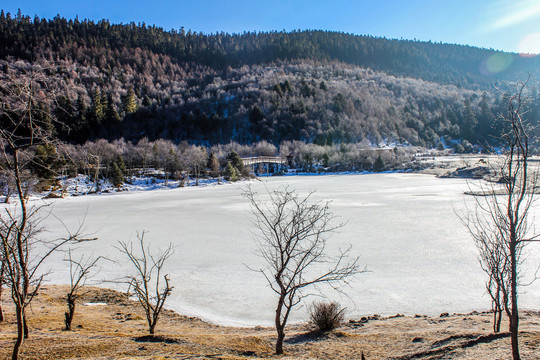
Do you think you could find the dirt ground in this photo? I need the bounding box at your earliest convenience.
[0,286,539,359]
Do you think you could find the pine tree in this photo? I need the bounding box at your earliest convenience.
[226,151,244,175]
[122,88,138,114]
[116,155,127,175]
[105,94,121,124]
[374,155,385,172]
[224,161,238,182]
[461,99,478,142]
[111,162,124,187]
[142,94,152,107]
[31,143,62,181]
[249,105,264,124]
[91,89,104,125]
[273,83,283,96]
[281,80,292,93]
[477,93,495,142]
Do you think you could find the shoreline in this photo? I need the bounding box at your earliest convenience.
[0,153,499,203]
[73,283,539,329]
[23,167,484,202]
[1,285,539,359]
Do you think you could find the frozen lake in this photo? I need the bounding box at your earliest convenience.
[31,173,540,326]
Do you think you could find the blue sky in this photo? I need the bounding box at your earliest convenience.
[3,0,540,54]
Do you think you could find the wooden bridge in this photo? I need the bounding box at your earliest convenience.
[241,156,287,166]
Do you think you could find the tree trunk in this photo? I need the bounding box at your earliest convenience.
[149,322,155,335]
[510,242,520,360]
[492,308,498,333]
[275,325,285,355]
[0,288,3,322]
[12,304,24,360]
[23,312,28,339]
[14,148,29,342]
[64,311,71,331]
[493,289,502,333]
[65,295,75,330]
[3,189,10,203]
[0,263,4,322]
[94,158,100,192]
[275,295,285,355]
[495,308,502,333]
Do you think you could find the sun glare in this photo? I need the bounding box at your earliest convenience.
[518,33,540,55]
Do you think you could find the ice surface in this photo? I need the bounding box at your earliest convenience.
[20,174,540,326]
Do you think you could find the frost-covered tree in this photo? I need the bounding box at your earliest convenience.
[206,152,220,177]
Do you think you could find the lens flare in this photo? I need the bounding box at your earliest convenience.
[480,53,514,75]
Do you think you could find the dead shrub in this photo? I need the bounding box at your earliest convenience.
[310,301,345,332]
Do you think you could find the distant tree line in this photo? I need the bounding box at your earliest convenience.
[1,10,539,87]
[1,135,426,200]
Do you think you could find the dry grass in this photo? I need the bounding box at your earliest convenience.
[1,286,539,359]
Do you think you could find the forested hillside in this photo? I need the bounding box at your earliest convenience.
[1,10,540,149]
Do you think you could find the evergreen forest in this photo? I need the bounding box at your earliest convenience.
[1,10,540,151]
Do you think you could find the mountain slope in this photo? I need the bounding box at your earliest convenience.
[1,11,539,148]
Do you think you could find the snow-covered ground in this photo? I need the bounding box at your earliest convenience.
[11,173,540,327]
[43,174,225,198]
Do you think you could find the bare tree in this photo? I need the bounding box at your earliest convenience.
[253,140,277,157]
[180,145,207,186]
[468,227,510,333]
[117,232,173,335]
[63,249,103,331]
[1,199,93,359]
[244,185,362,355]
[1,169,16,204]
[462,77,539,360]
[83,139,121,192]
[135,138,154,178]
[0,66,95,360]
[0,253,5,322]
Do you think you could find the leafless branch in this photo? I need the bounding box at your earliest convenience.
[116,231,174,335]
[460,76,538,360]
[244,184,364,354]
[0,64,96,360]
[63,249,104,330]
